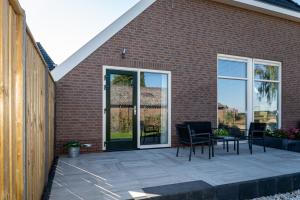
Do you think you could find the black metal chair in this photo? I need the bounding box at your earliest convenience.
[186,122,213,158]
[140,121,160,145]
[248,122,267,154]
[176,123,213,161]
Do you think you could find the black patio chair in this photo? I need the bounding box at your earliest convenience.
[248,122,267,154]
[185,121,213,158]
[176,124,212,161]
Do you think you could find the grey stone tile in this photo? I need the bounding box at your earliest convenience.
[50,145,300,200]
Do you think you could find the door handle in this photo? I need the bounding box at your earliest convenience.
[134,105,137,116]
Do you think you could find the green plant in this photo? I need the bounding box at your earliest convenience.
[214,128,230,136]
[64,140,81,148]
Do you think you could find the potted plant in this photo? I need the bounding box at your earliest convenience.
[64,140,81,158]
[214,128,230,137]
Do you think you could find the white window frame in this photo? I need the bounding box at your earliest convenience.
[102,65,172,150]
[217,54,281,130]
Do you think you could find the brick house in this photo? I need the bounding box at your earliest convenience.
[51,0,300,154]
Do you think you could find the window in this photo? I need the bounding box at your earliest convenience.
[218,58,248,130]
[253,62,280,130]
[218,55,281,130]
[140,72,169,145]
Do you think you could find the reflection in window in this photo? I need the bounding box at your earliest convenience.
[110,74,133,140]
[140,72,168,145]
[217,56,281,131]
[254,64,278,80]
[218,59,247,78]
[218,79,247,129]
[254,82,279,130]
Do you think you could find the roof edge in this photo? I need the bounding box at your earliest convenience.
[52,0,300,81]
[212,0,300,22]
[51,0,156,81]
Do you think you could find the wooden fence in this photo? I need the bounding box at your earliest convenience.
[0,0,56,199]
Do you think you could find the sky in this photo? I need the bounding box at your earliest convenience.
[19,0,140,65]
[19,0,300,65]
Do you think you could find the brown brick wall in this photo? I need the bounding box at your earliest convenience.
[55,0,300,154]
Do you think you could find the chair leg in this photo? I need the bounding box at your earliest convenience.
[189,144,192,161]
[143,133,146,145]
[234,141,236,150]
[248,139,251,150]
[237,140,239,155]
[226,141,229,152]
[208,142,211,159]
[176,145,180,157]
[250,138,253,154]
[201,145,204,154]
[212,140,215,157]
[193,146,195,155]
[263,138,266,152]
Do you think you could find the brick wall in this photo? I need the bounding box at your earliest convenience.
[55,0,300,154]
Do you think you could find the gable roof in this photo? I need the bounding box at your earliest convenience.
[37,42,56,71]
[259,0,300,12]
[51,0,300,81]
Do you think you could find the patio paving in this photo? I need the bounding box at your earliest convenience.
[49,144,300,200]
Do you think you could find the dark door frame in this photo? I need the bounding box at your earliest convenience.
[105,69,138,151]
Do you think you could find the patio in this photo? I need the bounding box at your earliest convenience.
[49,144,300,200]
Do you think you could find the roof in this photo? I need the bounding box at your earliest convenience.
[51,0,300,81]
[37,42,56,71]
[259,0,300,12]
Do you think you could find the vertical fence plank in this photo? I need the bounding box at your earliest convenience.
[0,0,55,199]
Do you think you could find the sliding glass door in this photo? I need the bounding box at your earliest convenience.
[104,67,171,151]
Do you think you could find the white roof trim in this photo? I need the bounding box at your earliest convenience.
[51,0,156,81]
[52,0,300,81]
[213,0,300,22]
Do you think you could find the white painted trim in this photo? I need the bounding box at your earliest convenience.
[218,76,248,81]
[218,54,251,63]
[51,0,156,81]
[213,0,300,23]
[102,66,171,150]
[217,54,282,130]
[102,66,106,150]
[247,58,253,130]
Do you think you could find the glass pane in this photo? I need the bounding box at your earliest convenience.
[218,79,247,129]
[254,81,279,130]
[218,59,247,78]
[254,64,278,80]
[140,72,168,145]
[110,74,133,140]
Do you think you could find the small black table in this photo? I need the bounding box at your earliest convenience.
[213,135,240,155]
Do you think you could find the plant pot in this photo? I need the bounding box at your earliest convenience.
[68,147,80,158]
[266,136,283,149]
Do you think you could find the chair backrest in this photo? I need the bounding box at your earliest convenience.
[176,124,191,142]
[185,121,212,135]
[249,122,267,137]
